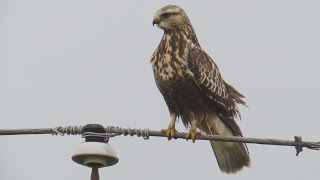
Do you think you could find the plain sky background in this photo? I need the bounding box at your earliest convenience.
[1,1,319,180]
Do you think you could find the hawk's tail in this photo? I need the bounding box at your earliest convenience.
[199,115,250,174]
[210,140,250,174]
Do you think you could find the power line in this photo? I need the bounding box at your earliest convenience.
[0,125,319,156]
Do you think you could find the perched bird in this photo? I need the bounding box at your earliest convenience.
[150,5,250,174]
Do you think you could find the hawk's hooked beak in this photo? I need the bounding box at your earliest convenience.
[153,19,160,26]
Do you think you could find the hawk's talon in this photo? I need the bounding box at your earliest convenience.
[161,128,177,140]
[186,129,201,143]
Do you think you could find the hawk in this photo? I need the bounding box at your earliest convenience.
[150,5,250,173]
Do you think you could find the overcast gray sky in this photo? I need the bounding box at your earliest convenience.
[1,1,319,180]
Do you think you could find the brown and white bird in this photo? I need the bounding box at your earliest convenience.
[150,5,250,174]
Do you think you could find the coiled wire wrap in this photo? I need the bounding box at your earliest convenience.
[105,126,150,140]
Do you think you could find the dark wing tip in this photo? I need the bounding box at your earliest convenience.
[226,83,247,106]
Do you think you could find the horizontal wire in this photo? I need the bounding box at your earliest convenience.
[0,125,319,156]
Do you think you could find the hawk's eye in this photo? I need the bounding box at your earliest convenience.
[161,13,171,19]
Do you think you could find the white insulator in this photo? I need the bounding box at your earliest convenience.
[72,142,119,168]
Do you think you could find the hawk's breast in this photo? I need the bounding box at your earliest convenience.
[151,35,207,115]
[151,32,210,116]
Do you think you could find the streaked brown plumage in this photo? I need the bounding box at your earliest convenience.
[151,5,250,173]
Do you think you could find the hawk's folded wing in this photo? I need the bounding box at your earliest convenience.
[187,47,246,136]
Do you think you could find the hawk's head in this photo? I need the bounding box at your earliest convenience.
[153,5,191,31]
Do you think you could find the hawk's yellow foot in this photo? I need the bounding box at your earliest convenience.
[161,128,177,140]
[186,129,201,143]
